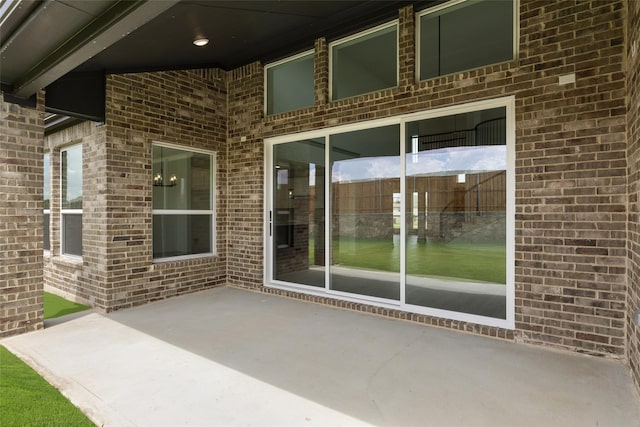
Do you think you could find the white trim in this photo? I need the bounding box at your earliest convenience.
[264,49,315,116]
[151,142,217,260]
[153,253,216,263]
[264,96,516,330]
[152,140,215,156]
[399,119,407,305]
[329,20,399,102]
[415,0,519,82]
[152,209,214,215]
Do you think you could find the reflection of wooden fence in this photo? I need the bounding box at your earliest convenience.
[332,171,506,215]
[331,171,506,242]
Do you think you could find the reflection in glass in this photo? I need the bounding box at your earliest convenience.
[44,153,50,251]
[153,215,211,258]
[44,153,50,209]
[273,138,326,287]
[63,213,82,256]
[62,145,82,209]
[330,125,400,300]
[267,53,314,115]
[419,0,513,80]
[44,213,50,251]
[153,146,211,210]
[405,107,507,319]
[332,24,397,100]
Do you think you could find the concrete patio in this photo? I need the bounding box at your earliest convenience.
[3,286,640,426]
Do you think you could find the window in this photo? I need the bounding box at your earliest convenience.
[418,0,515,81]
[43,153,50,252]
[330,22,398,100]
[266,51,314,115]
[152,143,215,260]
[267,97,515,328]
[61,145,82,256]
[405,106,509,320]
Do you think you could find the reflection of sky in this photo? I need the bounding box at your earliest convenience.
[64,147,82,203]
[43,153,50,200]
[331,145,506,183]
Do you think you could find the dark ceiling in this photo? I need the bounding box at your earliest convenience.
[75,0,428,74]
[1,0,433,101]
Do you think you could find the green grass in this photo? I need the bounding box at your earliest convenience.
[0,294,93,425]
[0,346,95,427]
[44,292,90,319]
[309,237,506,284]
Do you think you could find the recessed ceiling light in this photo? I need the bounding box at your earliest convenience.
[193,38,209,47]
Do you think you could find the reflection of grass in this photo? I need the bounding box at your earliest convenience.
[308,237,505,284]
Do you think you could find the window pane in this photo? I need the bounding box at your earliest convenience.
[44,153,50,209]
[153,215,212,258]
[62,145,82,209]
[419,0,513,80]
[153,146,212,210]
[63,213,82,256]
[405,107,507,319]
[43,212,50,251]
[332,24,397,100]
[330,125,400,300]
[267,53,314,115]
[273,138,326,288]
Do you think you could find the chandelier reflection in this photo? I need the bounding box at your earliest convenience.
[153,147,177,187]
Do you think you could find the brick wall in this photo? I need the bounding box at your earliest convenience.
[0,92,45,336]
[226,1,629,356]
[226,63,265,288]
[626,0,640,393]
[44,121,108,306]
[45,68,228,311]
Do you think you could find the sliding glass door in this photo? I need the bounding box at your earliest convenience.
[272,138,325,287]
[267,97,514,327]
[405,107,507,319]
[329,125,401,300]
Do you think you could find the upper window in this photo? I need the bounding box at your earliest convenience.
[152,143,215,261]
[43,153,50,252]
[266,51,314,115]
[330,22,398,101]
[418,0,515,81]
[61,145,82,257]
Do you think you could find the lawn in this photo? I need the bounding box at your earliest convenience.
[0,293,94,427]
[0,346,94,427]
[44,292,90,319]
[310,237,506,284]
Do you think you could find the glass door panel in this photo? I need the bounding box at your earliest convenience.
[329,125,400,300]
[405,107,507,319]
[273,138,326,287]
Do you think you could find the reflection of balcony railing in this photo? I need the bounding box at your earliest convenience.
[417,117,506,151]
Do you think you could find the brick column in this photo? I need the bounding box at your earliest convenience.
[314,38,329,106]
[626,0,640,395]
[398,5,416,88]
[0,92,45,337]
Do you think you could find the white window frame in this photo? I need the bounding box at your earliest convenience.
[264,96,515,329]
[264,49,315,116]
[60,144,82,259]
[152,141,216,263]
[415,0,520,82]
[329,20,399,102]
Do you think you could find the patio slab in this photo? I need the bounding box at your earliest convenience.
[3,286,640,426]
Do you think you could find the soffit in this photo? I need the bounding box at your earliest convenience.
[1,0,434,99]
